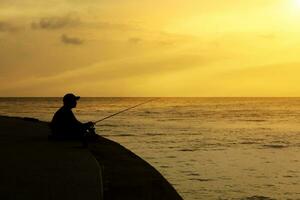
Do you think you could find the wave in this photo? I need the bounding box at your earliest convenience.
[111,133,136,137]
[144,133,162,136]
[240,141,260,145]
[240,196,275,200]
[262,144,288,149]
[179,148,196,152]
[143,111,160,114]
[240,119,267,122]
[188,178,213,182]
[96,123,119,127]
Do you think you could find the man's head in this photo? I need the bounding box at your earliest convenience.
[63,93,80,109]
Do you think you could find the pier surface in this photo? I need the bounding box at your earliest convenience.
[0,116,182,200]
[0,116,102,200]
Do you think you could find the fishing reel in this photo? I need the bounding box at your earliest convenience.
[87,127,96,135]
[85,121,96,135]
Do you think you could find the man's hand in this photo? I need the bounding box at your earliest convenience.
[86,121,95,128]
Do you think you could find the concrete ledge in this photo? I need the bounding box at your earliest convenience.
[87,135,183,199]
[0,116,182,200]
[0,116,102,200]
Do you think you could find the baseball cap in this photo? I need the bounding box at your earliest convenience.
[63,93,80,103]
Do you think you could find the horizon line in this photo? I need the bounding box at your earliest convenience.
[1,96,300,98]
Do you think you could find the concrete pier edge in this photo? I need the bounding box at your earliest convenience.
[0,115,183,200]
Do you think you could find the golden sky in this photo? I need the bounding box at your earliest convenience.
[1,0,300,96]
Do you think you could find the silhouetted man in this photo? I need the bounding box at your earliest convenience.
[50,93,94,139]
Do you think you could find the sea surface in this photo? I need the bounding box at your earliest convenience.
[1,97,300,200]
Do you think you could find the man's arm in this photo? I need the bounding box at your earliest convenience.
[70,111,94,130]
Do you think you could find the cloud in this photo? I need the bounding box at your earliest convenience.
[259,33,276,40]
[30,15,137,32]
[61,34,83,45]
[0,21,19,32]
[31,15,80,30]
[93,21,141,31]
[128,37,142,44]
[0,51,215,96]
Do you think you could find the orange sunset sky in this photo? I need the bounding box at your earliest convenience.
[1,0,300,97]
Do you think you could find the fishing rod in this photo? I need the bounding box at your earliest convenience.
[93,98,159,124]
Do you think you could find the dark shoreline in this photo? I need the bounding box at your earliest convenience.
[0,115,182,200]
[88,130,183,200]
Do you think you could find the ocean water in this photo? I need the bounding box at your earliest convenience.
[0,97,300,200]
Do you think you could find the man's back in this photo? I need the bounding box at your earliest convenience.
[50,106,83,136]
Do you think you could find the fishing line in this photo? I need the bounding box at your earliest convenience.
[93,98,159,124]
